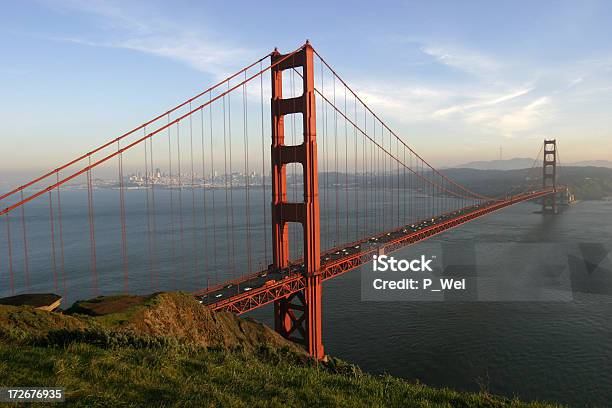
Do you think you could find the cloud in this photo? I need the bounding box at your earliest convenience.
[567,77,584,88]
[42,0,151,33]
[499,96,550,130]
[344,40,568,138]
[316,74,550,139]
[345,81,456,123]
[420,44,501,75]
[433,88,533,117]
[45,0,251,79]
[463,96,552,137]
[61,35,249,79]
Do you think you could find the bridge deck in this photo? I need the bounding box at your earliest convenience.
[194,189,557,314]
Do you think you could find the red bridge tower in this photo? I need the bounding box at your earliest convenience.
[542,139,557,214]
[270,43,324,358]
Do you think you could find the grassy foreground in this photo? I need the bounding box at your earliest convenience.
[0,292,563,407]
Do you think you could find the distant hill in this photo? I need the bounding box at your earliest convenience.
[570,160,612,168]
[320,165,612,200]
[453,158,536,170]
[440,166,612,200]
[453,158,612,171]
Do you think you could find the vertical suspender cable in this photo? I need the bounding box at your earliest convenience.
[243,72,252,276]
[209,94,218,284]
[223,94,231,279]
[19,191,30,290]
[383,125,387,230]
[403,145,406,225]
[190,102,198,283]
[176,120,185,287]
[118,141,128,292]
[228,84,236,277]
[431,165,434,218]
[380,122,393,230]
[377,123,379,232]
[354,93,359,240]
[5,213,14,294]
[374,119,379,232]
[361,101,366,238]
[86,156,98,295]
[396,134,400,227]
[344,86,349,244]
[322,63,329,250]
[149,133,158,288]
[333,75,339,246]
[200,107,209,286]
[49,191,57,292]
[409,151,412,223]
[260,61,268,265]
[144,127,154,290]
[365,106,370,236]
[55,173,66,296]
[168,114,177,287]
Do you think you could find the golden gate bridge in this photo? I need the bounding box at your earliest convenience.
[0,41,565,359]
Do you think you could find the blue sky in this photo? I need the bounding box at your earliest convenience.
[1,0,611,178]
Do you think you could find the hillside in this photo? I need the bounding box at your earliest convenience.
[452,158,612,171]
[440,166,612,200]
[452,158,536,171]
[0,292,564,407]
[320,165,612,200]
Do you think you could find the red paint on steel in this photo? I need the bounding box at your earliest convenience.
[270,43,324,359]
[542,139,558,214]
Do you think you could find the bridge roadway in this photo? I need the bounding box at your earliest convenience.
[194,188,557,314]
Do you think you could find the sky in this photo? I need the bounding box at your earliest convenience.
[1,0,611,181]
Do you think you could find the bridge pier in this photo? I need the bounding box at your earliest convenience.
[270,42,324,359]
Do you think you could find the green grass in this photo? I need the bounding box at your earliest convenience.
[64,293,161,327]
[0,340,564,408]
[0,294,566,407]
